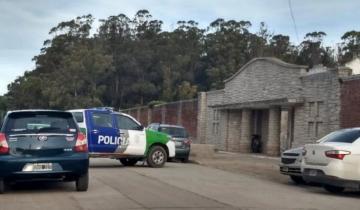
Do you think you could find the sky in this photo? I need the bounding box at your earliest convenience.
[0,0,359,95]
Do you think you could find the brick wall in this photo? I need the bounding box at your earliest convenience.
[122,99,198,138]
[340,76,360,128]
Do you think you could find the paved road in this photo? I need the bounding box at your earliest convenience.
[0,159,359,210]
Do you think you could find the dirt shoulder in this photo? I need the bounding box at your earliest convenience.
[191,151,290,184]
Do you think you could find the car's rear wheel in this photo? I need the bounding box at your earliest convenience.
[323,185,345,193]
[119,158,138,166]
[181,157,189,163]
[76,173,89,192]
[290,175,305,184]
[0,179,4,194]
[147,146,167,168]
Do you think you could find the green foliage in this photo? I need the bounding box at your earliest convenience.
[178,81,197,100]
[339,30,360,64]
[4,10,354,110]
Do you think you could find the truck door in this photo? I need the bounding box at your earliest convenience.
[86,110,120,153]
[114,114,146,155]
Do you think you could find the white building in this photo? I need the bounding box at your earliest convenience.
[345,57,360,74]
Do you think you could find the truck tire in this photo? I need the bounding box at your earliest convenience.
[147,146,167,168]
[324,185,345,194]
[76,173,89,192]
[0,179,4,194]
[290,175,305,184]
[119,158,138,166]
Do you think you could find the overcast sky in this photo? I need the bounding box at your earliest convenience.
[0,0,359,95]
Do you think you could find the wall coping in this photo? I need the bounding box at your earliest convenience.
[208,97,304,109]
[120,98,198,112]
[224,57,308,83]
[206,89,225,95]
[341,74,360,81]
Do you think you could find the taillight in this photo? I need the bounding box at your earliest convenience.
[74,132,88,152]
[0,133,9,154]
[325,150,351,160]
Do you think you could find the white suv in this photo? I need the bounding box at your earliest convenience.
[302,128,360,193]
[279,147,304,184]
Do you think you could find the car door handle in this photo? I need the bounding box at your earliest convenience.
[92,129,99,134]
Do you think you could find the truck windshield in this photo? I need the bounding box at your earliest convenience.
[4,111,77,134]
[159,127,187,138]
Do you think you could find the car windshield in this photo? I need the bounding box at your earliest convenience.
[320,129,360,143]
[159,126,187,138]
[4,111,77,134]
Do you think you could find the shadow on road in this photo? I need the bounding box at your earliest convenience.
[5,181,74,194]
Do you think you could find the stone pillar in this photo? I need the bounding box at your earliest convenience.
[280,107,289,153]
[266,107,280,156]
[240,109,251,153]
[196,92,208,144]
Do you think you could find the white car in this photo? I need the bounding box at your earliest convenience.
[279,147,304,184]
[302,128,360,193]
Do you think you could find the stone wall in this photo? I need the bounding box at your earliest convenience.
[123,58,355,155]
[122,99,198,138]
[204,90,225,146]
[223,58,306,105]
[292,69,345,148]
[201,58,351,153]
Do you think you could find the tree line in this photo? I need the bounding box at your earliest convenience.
[3,10,360,110]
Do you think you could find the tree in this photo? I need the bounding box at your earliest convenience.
[297,31,335,67]
[5,10,350,110]
[339,30,360,63]
[177,81,197,100]
[268,34,298,63]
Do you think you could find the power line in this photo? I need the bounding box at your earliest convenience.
[288,0,300,43]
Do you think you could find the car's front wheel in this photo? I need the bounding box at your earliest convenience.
[147,146,167,168]
[119,158,139,166]
[76,173,89,192]
[0,179,4,194]
[323,185,345,193]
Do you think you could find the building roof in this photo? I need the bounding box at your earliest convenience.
[224,57,308,83]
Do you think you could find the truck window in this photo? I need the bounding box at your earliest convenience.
[159,126,188,138]
[72,112,84,123]
[116,115,141,130]
[91,112,113,128]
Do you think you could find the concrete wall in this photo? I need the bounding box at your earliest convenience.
[122,99,198,138]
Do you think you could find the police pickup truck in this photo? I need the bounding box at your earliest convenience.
[68,108,175,168]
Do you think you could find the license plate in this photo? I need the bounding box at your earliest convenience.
[23,163,53,172]
[175,141,182,146]
[309,169,317,176]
